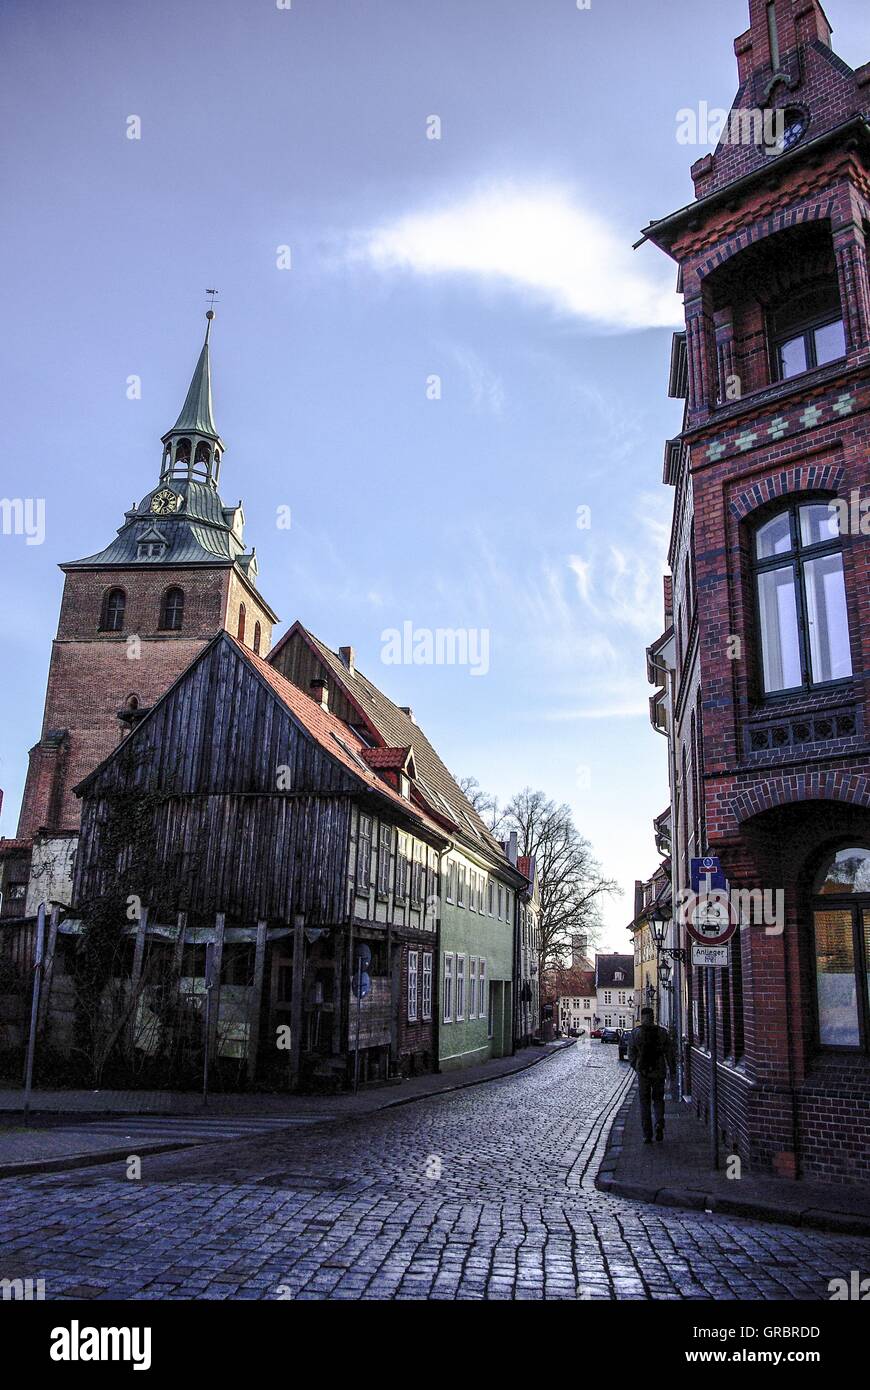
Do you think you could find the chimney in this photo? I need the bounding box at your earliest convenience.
[399,705,415,723]
[339,646,355,677]
[309,678,329,711]
[507,830,518,866]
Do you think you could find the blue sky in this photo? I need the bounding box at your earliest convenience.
[1,0,867,945]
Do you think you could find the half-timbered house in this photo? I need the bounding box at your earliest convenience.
[70,631,453,1089]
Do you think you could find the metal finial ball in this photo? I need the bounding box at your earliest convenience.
[206,309,215,320]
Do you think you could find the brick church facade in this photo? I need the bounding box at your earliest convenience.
[0,314,277,920]
[645,0,870,1183]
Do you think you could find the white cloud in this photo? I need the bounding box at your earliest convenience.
[352,183,680,331]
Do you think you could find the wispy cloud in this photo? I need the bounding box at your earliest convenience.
[450,344,505,415]
[350,182,680,331]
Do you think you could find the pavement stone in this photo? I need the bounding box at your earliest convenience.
[0,1044,867,1300]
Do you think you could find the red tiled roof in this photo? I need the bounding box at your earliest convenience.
[361,746,412,770]
[0,838,32,858]
[231,638,448,841]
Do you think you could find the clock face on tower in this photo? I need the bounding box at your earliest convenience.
[150,488,181,515]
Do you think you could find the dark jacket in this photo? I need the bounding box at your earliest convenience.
[628,1023,674,1081]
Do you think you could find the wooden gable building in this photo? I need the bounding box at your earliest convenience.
[70,631,451,1090]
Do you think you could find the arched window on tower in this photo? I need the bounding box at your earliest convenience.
[253,621,262,656]
[100,587,126,632]
[193,441,211,477]
[159,587,185,631]
[237,603,246,645]
[172,438,191,474]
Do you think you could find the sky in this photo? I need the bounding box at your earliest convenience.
[1,0,867,948]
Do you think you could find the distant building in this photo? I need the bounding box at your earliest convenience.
[594,953,634,1032]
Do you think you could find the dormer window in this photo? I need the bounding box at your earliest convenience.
[400,773,411,799]
[138,541,166,560]
[771,284,845,382]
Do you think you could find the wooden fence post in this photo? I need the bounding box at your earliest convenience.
[247,920,268,1084]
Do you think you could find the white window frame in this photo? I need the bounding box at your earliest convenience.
[456,954,466,1021]
[498,885,504,919]
[377,823,392,895]
[478,958,487,1019]
[422,951,433,1021]
[408,949,419,1022]
[488,881,494,916]
[469,956,478,1019]
[469,870,477,913]
[443,953,455,1023]
[457,865,466,908]
[446,859,456,903]
[357,814,372,890]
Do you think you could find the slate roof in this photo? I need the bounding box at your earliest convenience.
[595,953,634,989]
[270,623,515,869]
[167,335,220,440]
[62,478,269,597]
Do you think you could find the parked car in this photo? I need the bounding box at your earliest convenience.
[600,1027,620,1044]
[590,1028,602,1039]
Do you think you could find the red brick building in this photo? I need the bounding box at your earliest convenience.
[644,0,870,1183]
[0,314,277,919]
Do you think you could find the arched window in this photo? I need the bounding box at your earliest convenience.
[253,620,261,655]
[100,587,126,632]
[237,603,246,644]
[812,846,870,1050]
[753,500,852,695]
[193,441,211,475]
[159,587,184,631]
[173,438,191,471]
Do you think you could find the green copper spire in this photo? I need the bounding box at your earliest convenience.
[159,312,226,489]
[170,311,218,438]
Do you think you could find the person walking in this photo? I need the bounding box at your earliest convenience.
[628,1006,675,1143]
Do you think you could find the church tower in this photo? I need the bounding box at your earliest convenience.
[4,314,278,915]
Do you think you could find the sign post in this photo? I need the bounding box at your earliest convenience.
[23,902,47,1128]
[351,944,372,1094]
[688,857,736,1173]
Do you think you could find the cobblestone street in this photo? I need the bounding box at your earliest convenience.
[2,1045,868,1301]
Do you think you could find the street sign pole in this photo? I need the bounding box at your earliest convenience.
[707,964,719,1170]
[23,902,46,1128]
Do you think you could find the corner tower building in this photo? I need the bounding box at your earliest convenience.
[644,0,870,1184]
[3,316,277,916]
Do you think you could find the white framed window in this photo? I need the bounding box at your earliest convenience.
[422,951,433,1021]
[456,954,466,1021]
[497,885,504,919]
[469,870,477,912]
[604,990,611,1004]
[478,958,487,1019]
[357,815,372,890]
[443,953,455,1023]
[478,876,484,912]
[488,881,495,916]
[446,859,456,902]
[457,865,466,908]
[411,846,424,904]
[377,823,392,895]
[427,849,439,914]
[408,950,419,1022]
[469,957,478,1019]
[396,834,409,900]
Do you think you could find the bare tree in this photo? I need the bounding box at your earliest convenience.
[454,775,506,835]
[501,788,619,972]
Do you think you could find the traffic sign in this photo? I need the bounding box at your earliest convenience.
[690,855,727,894]
[686,891,738,947]
[692,944,729,968]
[351,970,371,999]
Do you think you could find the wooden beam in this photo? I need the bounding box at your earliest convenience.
[129,906,149,1056]
[206,912,225,1071]
[37,905,60,1036]
[247,920,268,1084]
[289,916,304,1090]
